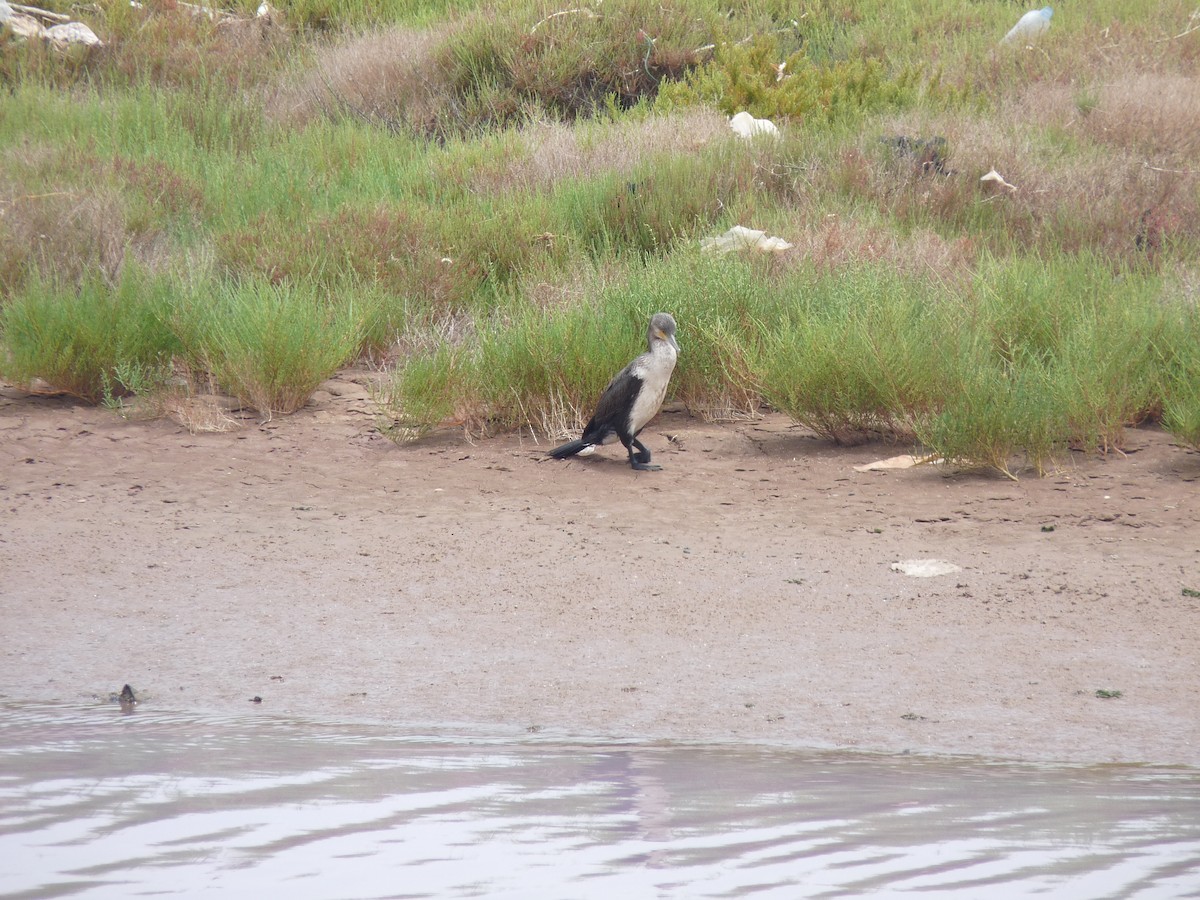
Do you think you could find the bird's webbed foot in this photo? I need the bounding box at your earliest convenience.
[628,438,660,471]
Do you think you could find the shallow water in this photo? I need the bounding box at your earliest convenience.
[1,702,1198,899]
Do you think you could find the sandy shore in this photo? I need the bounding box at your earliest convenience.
[2,374,1198,765]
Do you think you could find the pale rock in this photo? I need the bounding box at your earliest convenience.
[45,21,102,47]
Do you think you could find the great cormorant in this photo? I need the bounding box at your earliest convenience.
[549,313,680,471]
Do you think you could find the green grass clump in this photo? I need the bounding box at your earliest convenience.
[188,279,364,417]
[1163,384,1200,449]
[555,149,752,258]
[748,268,952,442]
[919,349,1068,477]
[0,269,181,403]
[914,258,1172,473]
[656,33,931,124]
[1158,305,1200,450]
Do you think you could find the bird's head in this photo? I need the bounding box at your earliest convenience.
[649,312,680,353]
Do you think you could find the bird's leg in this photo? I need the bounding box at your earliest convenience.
[625,436,661,471]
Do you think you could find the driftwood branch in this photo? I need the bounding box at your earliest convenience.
[1154,10,1200,42]
[11,3,70,23]
[0,191,78,205]
[1143,162,1198,176]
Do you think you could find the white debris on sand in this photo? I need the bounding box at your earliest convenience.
[891,559,963,578]
[855,455,919,472]
[854,454,945,472]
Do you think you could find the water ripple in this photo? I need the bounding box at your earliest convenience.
[1,701,1198,898]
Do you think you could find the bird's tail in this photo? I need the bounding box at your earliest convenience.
[549,439,590,459]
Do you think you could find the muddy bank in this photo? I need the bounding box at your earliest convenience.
[2,375,1198,765]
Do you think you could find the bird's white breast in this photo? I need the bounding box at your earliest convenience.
[628,343,677,434]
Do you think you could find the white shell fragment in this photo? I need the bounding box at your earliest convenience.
[700,225,794,255]
[891,559,963,578]
[854,454,920,472]
[853,454,944,472]
[729,111,780,139]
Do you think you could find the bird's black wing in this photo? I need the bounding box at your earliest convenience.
[582,360,645,444]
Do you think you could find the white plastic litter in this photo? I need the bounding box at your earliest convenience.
[700,225,794,255]
[729,111,780,139]
[980,169,1017,192]
[891,559,962,578]
[1003,7,1053,45]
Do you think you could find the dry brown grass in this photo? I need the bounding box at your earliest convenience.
[831,73,1199,267]
[216,204,480,310]
[496,109,730,192]
[114,364,243,433]
[94,4,291,90]
[268,24,454,132]
[0,187,132,292]
[1073,73,1200,162]
[779,216,978,286]
[0,141,203,292]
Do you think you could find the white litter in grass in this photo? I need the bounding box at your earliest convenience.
[891,559,962,578]
[729,111,780,139]
[980,168,1017,192]
[700,225,794,255]
[1003,7,1053,46]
